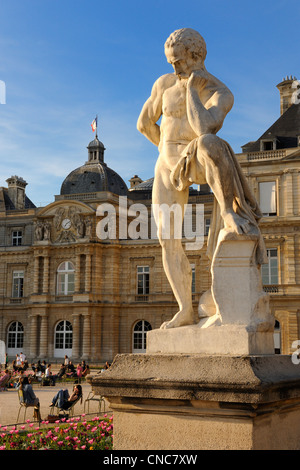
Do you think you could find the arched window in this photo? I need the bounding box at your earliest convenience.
[54,320,73,358]
[56,261,75,295]
[133,320,152,353]
[7,321,24,354]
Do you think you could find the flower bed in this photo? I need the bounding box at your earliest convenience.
[0,414,113,450]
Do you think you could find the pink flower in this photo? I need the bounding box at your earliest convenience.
[81,445,86,450]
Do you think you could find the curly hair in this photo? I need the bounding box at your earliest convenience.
[164,28,207,63]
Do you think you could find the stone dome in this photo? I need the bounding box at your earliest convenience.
[60,136,128,196]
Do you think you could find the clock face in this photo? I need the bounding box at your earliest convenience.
[62,218,71,230]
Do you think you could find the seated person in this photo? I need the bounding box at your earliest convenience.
[18,377,41,420]
[81,361,90,377]
[67,361,76,376]
[45,364,56,385]
[57,363,66,378]
[0,369,11,389]
[15,370,29,388]
[49,384,82,410]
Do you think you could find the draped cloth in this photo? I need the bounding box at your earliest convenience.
[170,136,267,265]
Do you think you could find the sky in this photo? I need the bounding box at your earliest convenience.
[0,0,299,206]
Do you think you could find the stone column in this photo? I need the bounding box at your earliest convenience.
[283,236,296,284]
[39,314,48,358]
[75,254,81,293]
[81,313,91,360]
[43,256,49,293]
[85,254,91,292]
[29,314,38,358]
[71,313,81,360]
[33,256,39,294]
[284,170,294,216]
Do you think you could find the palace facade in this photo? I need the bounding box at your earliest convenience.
[0,76,299,363]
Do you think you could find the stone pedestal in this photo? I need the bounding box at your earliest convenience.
[89,354,300,450]
[89,232,287,449]
[147,324,274,355]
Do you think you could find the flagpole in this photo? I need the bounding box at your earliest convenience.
[96,114,98,139]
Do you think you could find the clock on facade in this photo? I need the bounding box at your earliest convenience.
[61,218,71,230]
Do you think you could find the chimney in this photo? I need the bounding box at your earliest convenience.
[129,175,143,189]
[276,75,298,115]
[6,176,27,209]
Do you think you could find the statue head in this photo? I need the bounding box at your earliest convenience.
[164,28,207,65]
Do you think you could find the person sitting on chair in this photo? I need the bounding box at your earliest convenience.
[18,377,41,421]
[0,369,11,390]
[49,384,82,410]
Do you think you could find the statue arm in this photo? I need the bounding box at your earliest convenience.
[137,74,174,146]
[186,72,234,136]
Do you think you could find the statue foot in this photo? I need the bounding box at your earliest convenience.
[160,309,195,329]
[198,312,222,328]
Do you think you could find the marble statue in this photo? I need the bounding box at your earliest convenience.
[137,28,267,330]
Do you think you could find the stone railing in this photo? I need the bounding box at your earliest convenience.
[247,149,286,161]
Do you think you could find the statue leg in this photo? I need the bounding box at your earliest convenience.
[153,159,195,329]
[196,134,252,235]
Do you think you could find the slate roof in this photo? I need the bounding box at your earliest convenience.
[1,188,36,210]
[243,103,300,153]
[60,162,128,196]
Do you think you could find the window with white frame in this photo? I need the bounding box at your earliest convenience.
[259,181,277,216]
[133,320,152,353]
[54,320,73,357]
[56,261,75,295]
[12,230,22,246]
[12,271,24,298]
[7,321,24,350]
[137,266,149,295]
[261,248,278,285]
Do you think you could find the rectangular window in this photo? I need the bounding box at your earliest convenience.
[191,264,196,294]
[259,182,277,216]
[57,273,74,295]
[12,271,24,298]
[12,231,22,246]
[261,249,278,285]
[137,266,150,295]
[205,218,210,236]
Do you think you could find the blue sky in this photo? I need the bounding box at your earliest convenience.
[0,0,299,206]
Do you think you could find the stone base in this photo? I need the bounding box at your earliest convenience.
[147,323,274,355]
[89,353,300,450]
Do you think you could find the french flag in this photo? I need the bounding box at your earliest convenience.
[91,117,97,132]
